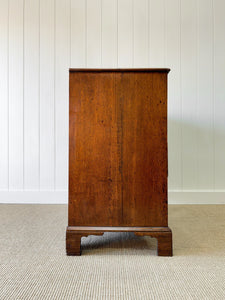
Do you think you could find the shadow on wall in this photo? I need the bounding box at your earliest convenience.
[167,118,225,190]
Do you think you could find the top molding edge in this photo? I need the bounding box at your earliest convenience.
[69,68,170,73]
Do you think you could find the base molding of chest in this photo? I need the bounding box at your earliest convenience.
[66,226,172,256]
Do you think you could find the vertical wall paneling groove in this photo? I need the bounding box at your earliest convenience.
[54,0,56,189]
[197,0,214,189]
[166,0,182,190]
[102,0,117,67]
[181,0,198,189]
[147,0,150,66]
[212,0,215,190]
[86,0,101,67]
[8,0,24,190]
[133,0,148,67]
[214,0,225,189]
[24,0,40,189]
[70,0,71,67]
[117,0,133,67]
[85,0,87,67]
[116,0,118,67]
[1,0,225,203]
[40,0,55,190]
[132,0,134,67]
[163,0,166,67]
[149,0,165,67]
[0,1,9,189]
[179,0,183,190]
[55,0,70,189]
[71,0,86,67]
[100,0,102,66]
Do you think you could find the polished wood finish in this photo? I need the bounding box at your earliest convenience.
[69,68,170,73]
[67,69,172,256]
[66,226,172,256]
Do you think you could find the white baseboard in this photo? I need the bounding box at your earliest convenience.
[0,191,67,204]
[0,190,225,204]
[169,190,225,204]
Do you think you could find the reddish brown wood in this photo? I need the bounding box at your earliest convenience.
[135,230,172,256]
[66,231,82,256]
[67,226,171,232]
[67,69,172,256]
[69,68,170,73]
[69,72,122,226]
[66,226,172,256]
[120,72,168,226]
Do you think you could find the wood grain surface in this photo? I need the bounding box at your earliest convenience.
[66,226,172,256]
[69,70,168,227]
[69,72,122,226]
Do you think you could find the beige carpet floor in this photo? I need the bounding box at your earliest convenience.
[0,205,225,300]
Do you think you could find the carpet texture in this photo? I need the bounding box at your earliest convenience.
[0,204,225,299]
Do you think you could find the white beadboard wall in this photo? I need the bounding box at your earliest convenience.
[0,0,225,204]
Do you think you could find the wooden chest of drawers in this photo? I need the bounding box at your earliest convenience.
[66,69,172,256]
